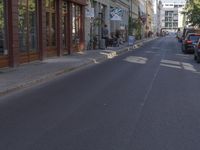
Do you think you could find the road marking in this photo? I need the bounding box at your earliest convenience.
[124,56,148,64]
[141,60,161,106]
[160,63,182,69]
[140,44,167,108]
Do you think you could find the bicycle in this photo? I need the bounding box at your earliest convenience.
[87,35,99,50]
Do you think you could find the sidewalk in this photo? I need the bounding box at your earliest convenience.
[0,37,157,96]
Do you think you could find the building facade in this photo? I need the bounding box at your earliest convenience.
[110,0,129,41]
[0,0,86,68]
[85,0,130,50]
[138,0,147,38]
[146,0,154,36]
[160,0,186,32]
[155,0,162,34]
[130,0,139,20]
[85,0,110,49]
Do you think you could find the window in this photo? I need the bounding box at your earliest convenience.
[62,1,68,49]
[173,22,178,27]
[18,0,37,52]
[189,35,200,43]
[46,0,56,47]
[72,4,81,50]
[0,0,7,56]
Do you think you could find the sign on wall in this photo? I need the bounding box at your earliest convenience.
[128,36,135,46]
[110,7,123,21]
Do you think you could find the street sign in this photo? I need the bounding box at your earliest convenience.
[128,36,135,46]
[110,7,123,21]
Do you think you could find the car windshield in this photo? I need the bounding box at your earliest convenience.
[189,35,200,42]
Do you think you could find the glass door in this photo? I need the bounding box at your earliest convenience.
[0,0,8,68]
[62,1,69,54]
[72,3,81,51]
[18,0,38,63]
[46,0,57,56]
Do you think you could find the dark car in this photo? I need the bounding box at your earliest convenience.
[181,33,200,53]
[194,39,200,63]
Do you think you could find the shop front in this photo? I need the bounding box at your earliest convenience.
[0,0,8,68]
[43,0,86,56]
[0,0,86,68]
[18,0,39,63]
[70,0,85,52]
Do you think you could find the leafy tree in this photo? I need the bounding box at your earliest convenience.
[128,16,134,35]
[184,0,200,27]
[128,16,142,39]
[133,19,142,40]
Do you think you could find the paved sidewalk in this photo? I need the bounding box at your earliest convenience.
[0,37,157,96]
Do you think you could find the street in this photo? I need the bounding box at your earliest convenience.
[1,36,200,149]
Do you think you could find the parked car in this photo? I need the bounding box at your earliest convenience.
[181,33,200,53]
[182,27,194,40]
[194,39,200,63]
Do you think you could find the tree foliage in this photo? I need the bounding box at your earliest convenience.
[184,0,200,27]
[133,19,142,40]
[128,16,134,35]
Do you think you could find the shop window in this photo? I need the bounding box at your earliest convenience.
[18,0,37,52]
[46,0,56,47]
[72,4,81,50]
[62,1,68,49]
[0,0,7,56]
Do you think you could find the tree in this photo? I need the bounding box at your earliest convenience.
[128,16,134,35]
[184,0,200,27]
[133,19,142,40]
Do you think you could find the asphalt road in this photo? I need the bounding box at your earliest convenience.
[1,37,200,150]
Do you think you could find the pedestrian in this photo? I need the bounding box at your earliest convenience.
[102,24,109,48]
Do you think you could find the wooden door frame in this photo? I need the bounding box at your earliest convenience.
[45,0,57,57]
[19,0,39,64]
[61,0,69,55]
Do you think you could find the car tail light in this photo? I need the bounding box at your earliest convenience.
[185,40,192,44]
[198,45,200,48]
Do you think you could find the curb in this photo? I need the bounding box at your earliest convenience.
[0,54,109,96]
[0,37,157,96]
